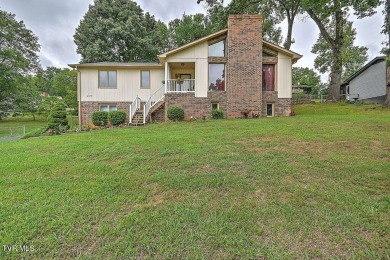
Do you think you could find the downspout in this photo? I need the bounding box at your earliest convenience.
[77,67,82,128]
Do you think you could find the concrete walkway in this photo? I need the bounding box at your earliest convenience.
[0,136,22,142]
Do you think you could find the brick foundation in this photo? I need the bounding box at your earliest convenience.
[262,91,292,116]
[165,92,227,120]
[80,102,131,125]
[226,15,263,118]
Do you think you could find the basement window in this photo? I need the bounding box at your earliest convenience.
[211,103,219,110]
[266,103,274,117]
[99,104,117,112]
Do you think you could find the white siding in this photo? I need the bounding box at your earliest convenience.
[349,60,386,100]
[79,68,164,102]
[277,52,292,98]
[166,41,208,97]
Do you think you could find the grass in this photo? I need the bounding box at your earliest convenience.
[0,116,48,138]
[0,103,389,259]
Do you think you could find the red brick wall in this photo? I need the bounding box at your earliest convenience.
[226,15,263,118]
[262,92,292,116]
[80,102,131,125]
[165,92,227,120]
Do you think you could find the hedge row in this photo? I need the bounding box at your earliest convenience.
[91,111,126,126]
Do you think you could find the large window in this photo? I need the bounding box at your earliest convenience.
[262,64,275,91]
[141,70,150,89]
[209,40,225,57]
[99,71,117,89]
[209,64,225,91]
[99,104,117,112]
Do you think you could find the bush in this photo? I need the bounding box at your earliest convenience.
[48,102,68,133]
[91,111,108,126]
[212,109,224,119]
[167,106,185,121]
[108,110,126,126]
[22,126,48,139]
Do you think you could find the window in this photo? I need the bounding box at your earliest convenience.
[262,64,275,91]
[266,103,274,117]
[99,71,117,88]
[99,104,117,112]
[141,70,150,89]
[209,40,225,57]
[211,103,219,110]
[209,64,225,91]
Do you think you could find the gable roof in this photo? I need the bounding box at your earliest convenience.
[158,28,302,63]
[341,56,386,86]
[68,62,162,69]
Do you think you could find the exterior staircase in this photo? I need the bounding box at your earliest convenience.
[129,85,165,126]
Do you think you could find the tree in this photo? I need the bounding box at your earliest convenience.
[0,9,40,107]
[74,0,168,63]
[13,78,42,120]
[311,20,368,82]
[168,13,214,49]
[301,0,380,101]
[292,67,323,94]
[198,0,303,49]
[382,0,390,107]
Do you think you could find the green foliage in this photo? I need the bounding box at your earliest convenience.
[74,0,168,63]
[212,109,224,119]
[91,111,108,126]
[311,20,368,82]
[108,110,126,126]
[167,106,185,121]
[168,13,214,49]
[22,126,48,139]
[48,102,68,133]
[0,9,40,104]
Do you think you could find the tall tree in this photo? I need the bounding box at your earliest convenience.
[311,20,368,82]
[13,78,41,120]
[197,0,302,49]
[292,67,323,94]
[382,0,390,107]
[168,13,214,49]
[74,0,168,63]
[301,0,380,101]
[0,9,40,106]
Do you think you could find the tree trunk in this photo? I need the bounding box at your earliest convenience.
[32,113,36,121]
[327,49,342,101]
[284,15,294,50]
[385,62,390,107]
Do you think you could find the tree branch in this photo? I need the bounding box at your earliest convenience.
[306,8,336,51]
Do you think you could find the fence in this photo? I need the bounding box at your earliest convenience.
[292,94,328,104]
[0,126,26,138]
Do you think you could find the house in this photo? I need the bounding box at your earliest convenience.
[341,56,387,103]
[69,15,302,126]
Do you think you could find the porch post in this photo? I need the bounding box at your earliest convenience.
[165,62,168,93]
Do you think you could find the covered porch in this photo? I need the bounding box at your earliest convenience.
[165,62,196,92]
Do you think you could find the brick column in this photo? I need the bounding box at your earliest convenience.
[226,15,263,118]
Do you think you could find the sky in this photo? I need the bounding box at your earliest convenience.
[1,0,386,82]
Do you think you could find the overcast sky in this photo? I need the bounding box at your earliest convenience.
[1,0,386,82]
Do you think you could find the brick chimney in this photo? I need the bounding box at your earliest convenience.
[226,15,263,118]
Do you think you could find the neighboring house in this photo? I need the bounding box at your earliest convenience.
[69,15,302,126]
[292,85,313,94]
[341,56,387,103]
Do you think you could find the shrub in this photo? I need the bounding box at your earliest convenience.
[108,110,126,126]
[48,102,68,133]
[167,106,185,121]
[212,109,224,119]
[22,126,48,139]
[91,111,108,126]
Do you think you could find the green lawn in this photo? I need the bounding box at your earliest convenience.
[0,104,389,259]
[0,116,48,138]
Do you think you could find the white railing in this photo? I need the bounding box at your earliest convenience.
[166,79,195,92]
[129,95,141,124]
[143,85,165,124]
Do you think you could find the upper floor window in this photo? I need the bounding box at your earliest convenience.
[141,70,150,89]
[262,64,275,91]
[99,71,117,89]
[209,40,225,57]
[209,64,225,91]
